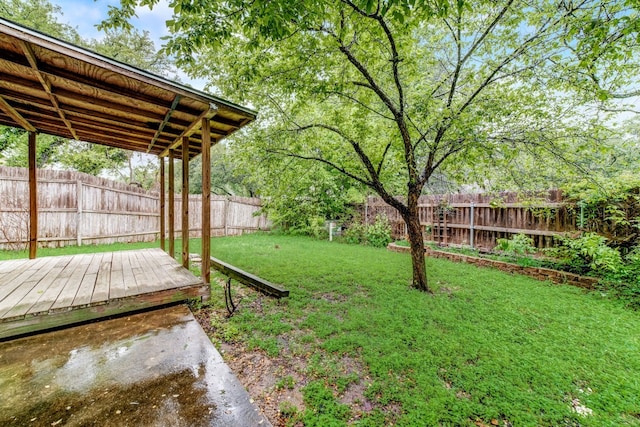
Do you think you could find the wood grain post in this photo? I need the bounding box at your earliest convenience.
[159,156,165,252]
[470,202,475,248]
[181,137,189,269]
[201,118,211,287]
[168,150,175,258]
[223,198,230,237]
[28,131,37,259]
[76,180,82,246]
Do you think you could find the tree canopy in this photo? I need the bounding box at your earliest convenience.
[102,0,639,291]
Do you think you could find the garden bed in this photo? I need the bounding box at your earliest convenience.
[388,242,600,290]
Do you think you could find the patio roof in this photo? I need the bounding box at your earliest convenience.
[0,17,256,159]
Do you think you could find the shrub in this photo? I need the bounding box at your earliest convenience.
[343,221,367,245]
[601,248,640,309]
[365,215,392,248]
[343,215,392,248]
[547,233,623,274]
[494,233,537,256]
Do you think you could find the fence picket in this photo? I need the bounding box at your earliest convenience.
[365,191,576,250]
[0,166,270,249]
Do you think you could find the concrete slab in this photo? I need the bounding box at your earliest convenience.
[0,305,271,427]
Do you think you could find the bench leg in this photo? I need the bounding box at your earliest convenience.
[224,278,236,316]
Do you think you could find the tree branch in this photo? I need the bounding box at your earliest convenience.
[266,147,374,187]
[337,41,400,118]
[325,90,395,121]
[340,0,405,114]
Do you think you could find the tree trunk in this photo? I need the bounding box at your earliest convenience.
[404,191,431,293]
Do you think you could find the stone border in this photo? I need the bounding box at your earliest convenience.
[388,243,599,290]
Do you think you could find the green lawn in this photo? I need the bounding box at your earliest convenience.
[0,240,158,260]
[2,234,639,426]
[204,233,640,426]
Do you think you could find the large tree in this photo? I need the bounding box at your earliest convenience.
[106,0,638,291]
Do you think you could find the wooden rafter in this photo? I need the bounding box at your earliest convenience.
[0,18,256,160]
[20,41,78,140]
[0,94,36,132]
[159,104,219,158]
[148,95,181,153]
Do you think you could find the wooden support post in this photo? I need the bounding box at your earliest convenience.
[181,137,189,269]
[168,150,175,258]
[201,118,211,287]
[159,156,166,252]
[28,131,37,259]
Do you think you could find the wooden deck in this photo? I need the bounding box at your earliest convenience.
[0,248,208,339]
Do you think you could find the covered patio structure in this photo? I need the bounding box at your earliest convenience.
[0,17,272,426]
[0,17,256,337]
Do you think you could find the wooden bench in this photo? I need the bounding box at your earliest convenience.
[209,256,289,298]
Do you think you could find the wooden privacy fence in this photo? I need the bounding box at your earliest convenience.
[0,166,269,249]
[365,190,578,250]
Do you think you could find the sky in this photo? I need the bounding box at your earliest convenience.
[50,0,206,89]
[47,0,207,173]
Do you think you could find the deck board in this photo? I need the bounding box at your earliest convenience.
[2,264,67,319]
[72,253,102,307]
[108,251,125,299]
[0,259,44,302]
[91,253,112,303]
[128,250,145,295]
[0,248,207,339]
[50,254,92,311]
[0,257,59,318]
[137,249,176,291]
[121,251,137,296]
[29,255,84,314]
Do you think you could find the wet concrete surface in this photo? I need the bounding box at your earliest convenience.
[0,305,271,426]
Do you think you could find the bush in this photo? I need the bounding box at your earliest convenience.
[343,221,367,245]
[547,233,623,274]
[494,233,537,256]
[365,215,393,248]
[602,248,640,309]
[343,215,392,248]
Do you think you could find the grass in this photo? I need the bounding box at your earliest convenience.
[202,233,640,426]
[0,240,158,260]
[2,234,640,425]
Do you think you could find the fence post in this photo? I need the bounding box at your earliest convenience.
[76,179,82,247]
[469,202,475,249]
[364,197,368,225]
[224,197,230,236]
[443,208,448,246]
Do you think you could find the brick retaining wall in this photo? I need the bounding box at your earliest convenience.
[388,243,600,290]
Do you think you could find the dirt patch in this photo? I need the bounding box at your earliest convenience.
[194,301,308,427]
[192,280,387,426]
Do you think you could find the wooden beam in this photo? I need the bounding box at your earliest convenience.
[201,118,211,287]
[210,256,289,298]
[181,137,189,269]
[28,131,37,259]
[168,150,175,258]
[148,95,181,153]
[0,95,35,132]
[159,156,166,252]
[159,104,218,158]
[20,40,78,140]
